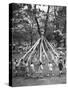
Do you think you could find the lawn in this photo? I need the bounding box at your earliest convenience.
[12,74,66,87]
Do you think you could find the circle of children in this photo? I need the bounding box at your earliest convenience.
[12,51,66,78]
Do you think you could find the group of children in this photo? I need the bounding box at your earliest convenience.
[13,56,65,77]
[48,58,64,76]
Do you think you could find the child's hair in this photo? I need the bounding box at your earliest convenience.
[59,57,62,59]
[31,61,33,64]
[49,62,51,64]
[40,62,42,65]
[59,60,62,62]
[25,60,27,63]
[21,59,23,62]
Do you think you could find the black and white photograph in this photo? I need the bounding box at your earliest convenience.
[9,3,66,87]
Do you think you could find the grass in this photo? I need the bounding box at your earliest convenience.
[12,74,66,87]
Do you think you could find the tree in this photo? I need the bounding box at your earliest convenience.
[53,6,66,47]
[11,3,66,48]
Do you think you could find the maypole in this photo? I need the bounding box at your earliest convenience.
[17,38,41,66]
[17,27,59,74]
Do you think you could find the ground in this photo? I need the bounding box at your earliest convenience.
[12,74,66,87]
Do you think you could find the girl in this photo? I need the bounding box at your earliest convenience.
[48,62,54,76]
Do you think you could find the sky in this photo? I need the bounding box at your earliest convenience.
[36,5,48,12]
[23,4,49,12]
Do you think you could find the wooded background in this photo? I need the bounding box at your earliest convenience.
[9,3,66,54]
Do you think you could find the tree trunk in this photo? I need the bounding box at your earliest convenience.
[44,6,50,35]
[54,6,59,29]
[33,5,50,36]
[33,5,41,36]
[35,17,41,36]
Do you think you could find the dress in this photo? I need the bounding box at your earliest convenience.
[48,63,53,71]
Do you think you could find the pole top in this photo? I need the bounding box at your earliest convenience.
[40,28,45,35]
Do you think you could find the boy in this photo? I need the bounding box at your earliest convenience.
[58,59,63,75]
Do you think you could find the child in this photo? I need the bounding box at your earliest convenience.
[30,62,35,72]
[58,59,63,75]
[13,59,18,69]
[48,62,54,76]
[22,60,29,78]
[38,62,43,73]
[13,59,18,76]
[30,62,35,77]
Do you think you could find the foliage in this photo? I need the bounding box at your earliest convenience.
[10,3,66,51]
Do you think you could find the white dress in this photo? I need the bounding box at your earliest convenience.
[48,63,53,71]
[38,64,43,73]
[30,64,35,72]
